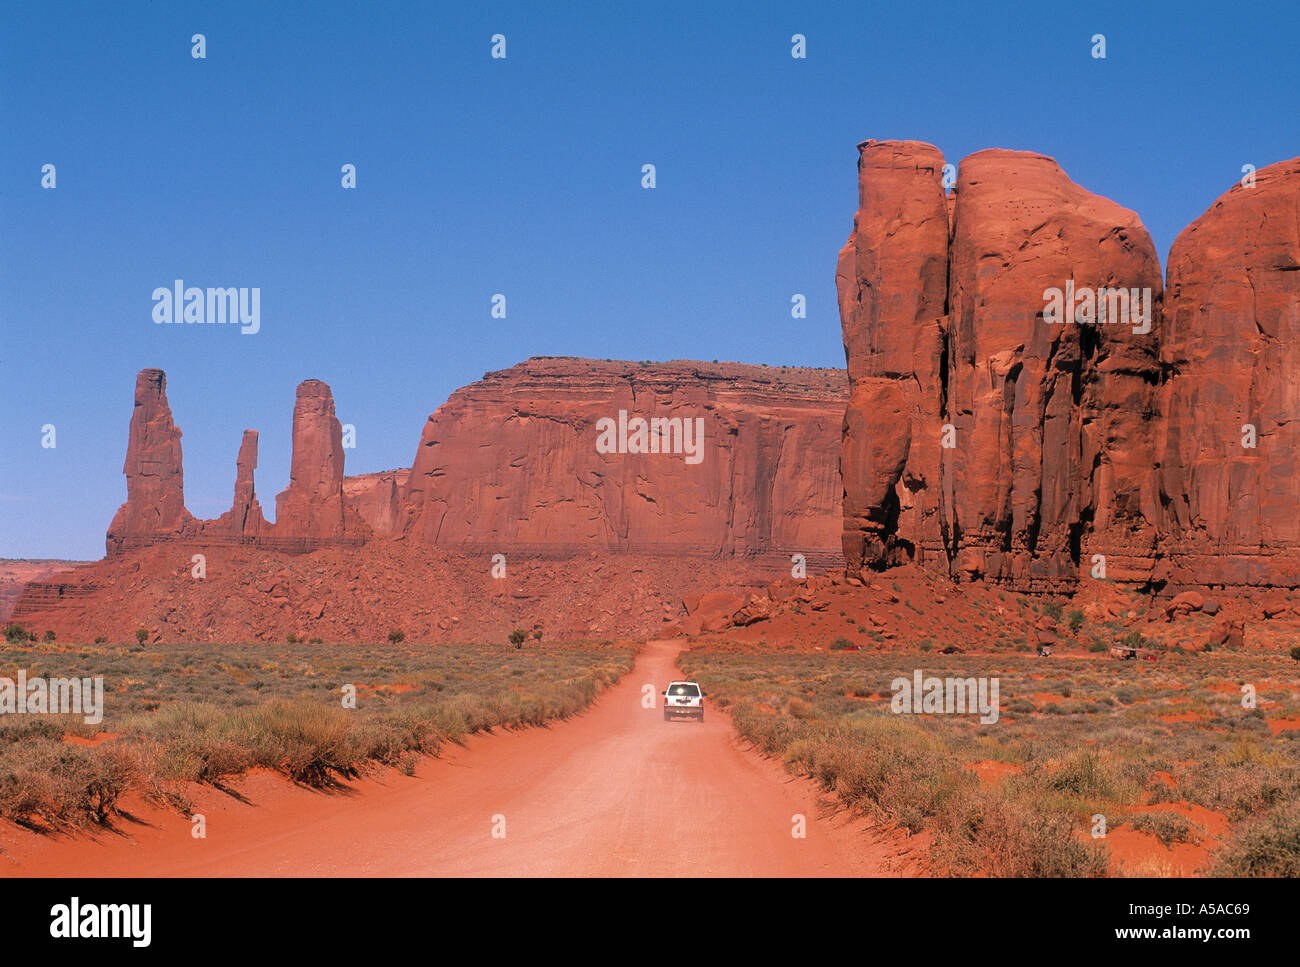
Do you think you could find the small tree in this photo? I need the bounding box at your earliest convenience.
[1067,609,1085,633]
[530,628,542,641]
[93,636,107,644]
[388,630,405,644]
[43,630,56,642]
[508,629,527,647]
[286,632,299,644]
[3,622,26,643]
[1290,645,1300,662]
[134,627,148,645]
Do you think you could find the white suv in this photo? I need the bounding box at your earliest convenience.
[662,681,705,722]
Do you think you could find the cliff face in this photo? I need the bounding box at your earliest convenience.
[1158,157,1300,587]
[837,140,1300,592]
[399,358,846,564]
[944,149,1164,590]
[835,141,949,573]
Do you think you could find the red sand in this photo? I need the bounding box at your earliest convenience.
[1267,715,1300,735]
[1105,801,1228,876]
[0,640,918,877]
[1158,711,1204,724]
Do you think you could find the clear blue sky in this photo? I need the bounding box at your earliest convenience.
[2,0,1297,559]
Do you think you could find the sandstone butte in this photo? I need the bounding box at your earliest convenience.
[11,359,847,637]
[837,141,1300,593]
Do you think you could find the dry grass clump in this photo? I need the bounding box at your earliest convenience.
[0,639,633,828]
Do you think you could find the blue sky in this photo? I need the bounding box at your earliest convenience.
[2,0,1297,559]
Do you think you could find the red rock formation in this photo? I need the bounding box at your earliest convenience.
[398,358,846,564]
[213,430,266,537]
[104,371,369,554]
[1159,157,1300,588]
[106,369,194,554]
[0,560,90,623]
[343,469,409,537]
[273,380,370,545]
[837,141,1165,591]
[944,149,1163,590]
[835,140,949,572]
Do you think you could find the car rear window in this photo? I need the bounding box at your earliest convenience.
[668,683,700,697]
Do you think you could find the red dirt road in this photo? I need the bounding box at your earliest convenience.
[0,640,914,877]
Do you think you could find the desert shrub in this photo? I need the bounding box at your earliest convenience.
[93,636,107,644]
[1289,645,1300,662]
[235,700,362,785]
[1043,601,1064,622]
[830,637,854,651]
[932,790,1108,877]
[1212,802,1300,877]
[1067,610,1085,632]
[134,628,148,645]
[43,630,56,642]
[0,742,136,827]
[143,703,253,783]
[1039,749,1127,801]
[286,633,299,644]
[508,629,527,647]
[785,698,813,719]
[1124,810,1205,847]
[387,630,405,644]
